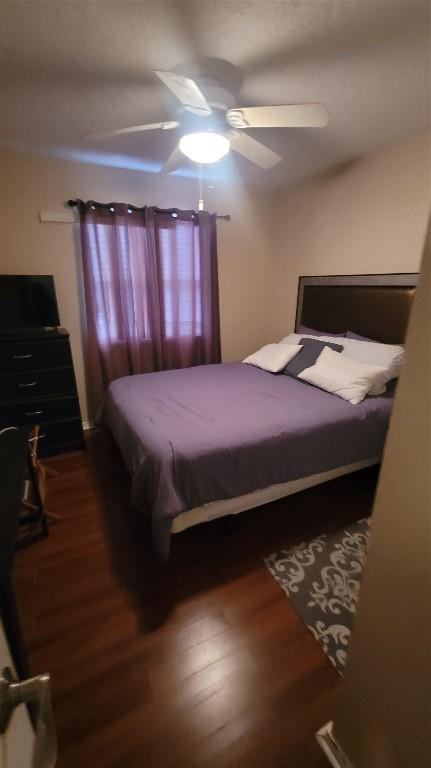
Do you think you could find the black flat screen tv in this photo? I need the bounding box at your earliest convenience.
[0,275,60,334]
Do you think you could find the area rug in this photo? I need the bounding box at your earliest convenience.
[265,518,370,674]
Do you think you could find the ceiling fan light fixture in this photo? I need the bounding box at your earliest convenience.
[179,131,230,164]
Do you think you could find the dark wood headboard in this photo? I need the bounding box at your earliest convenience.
[295,274,418,344]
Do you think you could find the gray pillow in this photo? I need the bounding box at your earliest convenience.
[284,337,343,378]
[298,324,346,338]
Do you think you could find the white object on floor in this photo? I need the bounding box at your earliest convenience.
[171,456,379,533]
[316,721,355,768]
[242,343,302,373]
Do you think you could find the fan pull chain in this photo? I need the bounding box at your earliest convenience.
[198,164,204,211]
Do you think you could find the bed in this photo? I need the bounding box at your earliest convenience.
[103,273,417,558]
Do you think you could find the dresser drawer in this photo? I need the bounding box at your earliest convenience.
[0,330,83,457]
[37,419,85,458]
[0,338,72,373]
[0,368,76,401]
[0,396,81,427]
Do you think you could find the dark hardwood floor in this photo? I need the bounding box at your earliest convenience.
[14,429,378,767]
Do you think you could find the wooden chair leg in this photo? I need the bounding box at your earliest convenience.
[22,500,38,512]
[22,425,62,536]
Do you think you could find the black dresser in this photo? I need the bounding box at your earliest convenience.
[0,328,85,457]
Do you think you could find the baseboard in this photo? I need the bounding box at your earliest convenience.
[316,722,355,768]
[82,420,94,431]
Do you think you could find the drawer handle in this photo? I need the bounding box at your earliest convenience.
[18,382,37,388]
[13,353,32,360]
[25,410,43,416]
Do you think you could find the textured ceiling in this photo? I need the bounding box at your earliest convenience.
[0,0,430,187]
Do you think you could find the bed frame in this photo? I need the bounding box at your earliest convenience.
[172,273,418,534]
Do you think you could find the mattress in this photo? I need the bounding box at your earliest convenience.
[104,362,394,558]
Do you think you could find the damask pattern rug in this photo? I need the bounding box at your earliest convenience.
[265,518,370,675]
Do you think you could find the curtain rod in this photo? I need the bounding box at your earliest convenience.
[67,199,230,221]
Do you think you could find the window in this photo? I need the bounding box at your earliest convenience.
[158,221,202,338]
[80,203,220,413]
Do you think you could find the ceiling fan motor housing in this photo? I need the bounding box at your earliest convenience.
[179,106,229,135]
[196,77,236,111]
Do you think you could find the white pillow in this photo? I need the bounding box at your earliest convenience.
[298,346,387,405]
[281,332,403,392]
[243,343,303,373]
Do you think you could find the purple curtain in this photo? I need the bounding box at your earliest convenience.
[79,203,221,418]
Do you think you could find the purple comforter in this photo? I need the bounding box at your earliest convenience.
[104,362,393,557]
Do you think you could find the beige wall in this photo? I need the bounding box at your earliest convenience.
[0,149,276,421]
[270,133,431,339]
[332,220,430,768]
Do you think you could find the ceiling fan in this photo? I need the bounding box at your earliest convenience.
[89,70,329,172]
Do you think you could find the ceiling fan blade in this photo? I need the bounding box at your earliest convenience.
[88,121,179,140]
[155,70,212,116]
[228,130,281,169]
[226,104,329,129]
[162,143,185,174]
